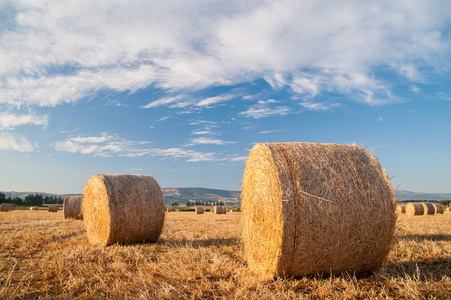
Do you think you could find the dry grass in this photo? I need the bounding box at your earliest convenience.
[1,210,450,299]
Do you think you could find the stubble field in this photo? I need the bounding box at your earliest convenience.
[1,210,450,299]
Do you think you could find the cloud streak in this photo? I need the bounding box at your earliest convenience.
[0,0,449,109]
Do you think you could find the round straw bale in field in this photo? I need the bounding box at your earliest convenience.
[405,203,424,216]
[241,142,396,278]
[63,196,83,219]
[14,206,24,210]
[421,202,435,215]
[213,206,227,214]
[433,204,444,214]
[396,205,406,213]
[167,206,172,212]
[1,203,11,212]
[195,206,205,214]
[83,174,165,246]
[48,204,59,212]
[30,206,39,211]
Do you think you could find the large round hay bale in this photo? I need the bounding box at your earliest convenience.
[405,203,424,216]
[48,204,59,212]
[396,205,406,213]
[63,196,83,219]
[30,206,39,211]
[1,203,12,212]
[433,204,444,214]
[241,142,396,277]
[213,206,226,214]
[83,174,165,246]
[167,206,172,212]
[421,203,435,215]
[195,206,205,214]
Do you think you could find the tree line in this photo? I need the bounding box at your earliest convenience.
[0,193,63,206]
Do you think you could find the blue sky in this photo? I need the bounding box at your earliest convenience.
[1,0,450,194]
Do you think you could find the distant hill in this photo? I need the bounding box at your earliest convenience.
[162,187,241,205]
[3,188,450,205]
[394,190,451,201]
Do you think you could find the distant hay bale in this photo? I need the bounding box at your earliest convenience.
[14,206,24,210]
[213,206,227,214]
[396,205,406,213]
[63,196,83,219]
[167,206,172,212]
[405,203,424,216]
[241,142,396,278]
[83,174,165,246]
[433,204,444,214]
[1,203,12,212]
[421,203,435,215]
[175,208,179,212]
[195,206,205,214]
[48,204,59,212]
[30,206,39,211]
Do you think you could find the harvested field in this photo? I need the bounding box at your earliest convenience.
[0,210,450,299]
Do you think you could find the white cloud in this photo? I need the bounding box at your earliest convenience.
[258,130,279,134]
[186,137,237,146]
[1,0,450,108]
[240,99,291,119]
[0,112,48,129]
[409,84,420,95]
[142,96,185,109]
[0,133,34,152]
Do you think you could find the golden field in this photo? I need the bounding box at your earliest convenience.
[1,210,450,299]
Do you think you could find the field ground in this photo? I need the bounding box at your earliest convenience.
[1,210,450,299]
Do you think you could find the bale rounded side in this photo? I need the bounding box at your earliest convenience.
[1,203,12,212]
[48,204,59,212]
[30,206,39,211]
[195,206,205,214]
[167,207,172,212]
[396,205,406,214]
[83,174,165,246]
[433,204,444,214]
[405,203,424,216]
[421,203,435,215]
[241,142,396,278]
[213,206,226,214]
[63,196,83,219]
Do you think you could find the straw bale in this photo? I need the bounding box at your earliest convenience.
[433,204,444,214]
[405,203,424,215]
[15,206,24,210]
[30,206,39,210]
[167,206,172,212]
[195,206,205,214]
[421,202,435,215]
[63,196,83,219]
[48,204,59,212]
[83,174,165,246]
[213,206,227,214]
[396,205,406,213]
[241,142,396,278]
[1,203,12,212]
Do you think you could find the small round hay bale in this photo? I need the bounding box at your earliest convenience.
[14,206,24,210]
[48,204,59,212]
[241,142,396,277]
[433,204,444,214]
[167,206,172,212]
[396,205,406,213]
[63,196,83,219]
[421,203,435,215]
[1,203,12,212]
[405,203,424,216]
[83,174,165,246]
[213,206,226,214]
[30,206,39,211]
[195,206,205,214]
[175,208,179,212]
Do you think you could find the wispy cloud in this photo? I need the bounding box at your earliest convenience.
[258,130,279,134]
[0,133,34,152]
[186,137,237,146]
[240,99,291,119]
[1,0,449,108]
[0,112,48,129]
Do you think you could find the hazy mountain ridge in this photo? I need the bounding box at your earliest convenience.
[3,188,450,205]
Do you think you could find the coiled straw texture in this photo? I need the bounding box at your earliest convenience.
[241,142,396,277]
